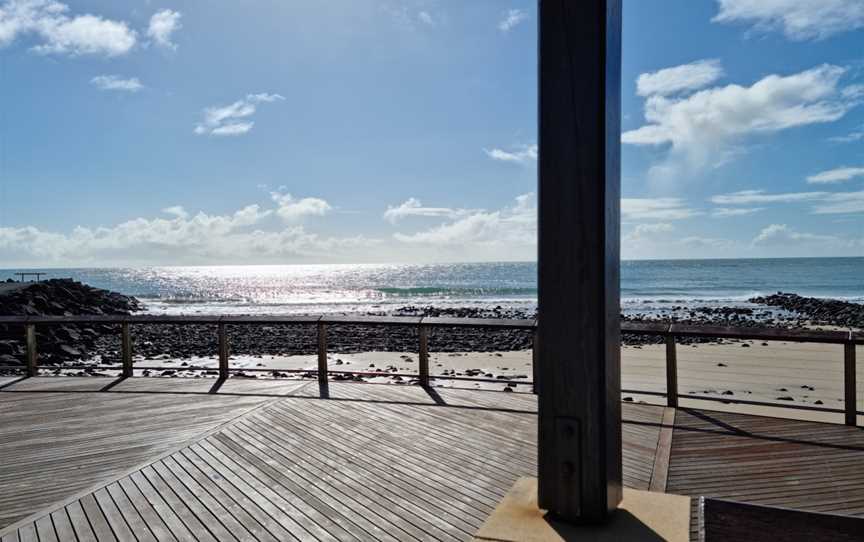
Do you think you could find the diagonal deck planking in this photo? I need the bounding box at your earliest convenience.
[0,377,667,541]
[3,377,864,541]
[666,407,864,541]
[0,377,307,530]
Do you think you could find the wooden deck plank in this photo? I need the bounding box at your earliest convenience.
[113,477,175,542]
[104,483,156,542]
[187,442,324,541]
[167,453,280,542]
[191,438,433,542]
[49,510,76,542]
[146,461,237,542]
[158,456,258,542]
[126,471,196,542]
[226,411,491,534]
[17,525,37,542]
[667,407,864,541]
[92,488,135,542]
[23,378,864,542]
[188,429,398,542]
[170,449,298,542]
[0,379,303,530]
[78,494,116,542]
[66,501,97,542]
[648,407,676,492]
[34,516,58,542]
[138,466,216,542]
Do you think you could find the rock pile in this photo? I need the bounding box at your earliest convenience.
[2,280,860,371]
[104,306,537,361]
[748,292,864,329]
[0,279,142,366]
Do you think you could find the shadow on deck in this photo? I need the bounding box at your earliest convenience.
[1,376,863,541]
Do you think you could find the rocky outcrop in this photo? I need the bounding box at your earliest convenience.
[1,280,860,371]
[748,293,863,329]
[0,279,142,366]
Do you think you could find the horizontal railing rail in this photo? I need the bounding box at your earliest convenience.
[0,314,859,425]
[0,314,538,392]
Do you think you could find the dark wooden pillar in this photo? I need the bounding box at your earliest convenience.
[537,0,622,523]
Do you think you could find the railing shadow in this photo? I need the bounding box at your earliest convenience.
[0,378,536,415]
[99,376,129,392]
[0,376,27,390]
[637,408,864,453]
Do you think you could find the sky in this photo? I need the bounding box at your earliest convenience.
[0,0,861,267]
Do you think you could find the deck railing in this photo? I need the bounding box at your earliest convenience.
[0,315,861,424]
[0,314,538,390]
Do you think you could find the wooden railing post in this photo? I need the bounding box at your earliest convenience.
[532,328,539,395]
[317,322,328,387]
[418,325,429,387]
[121,322,133,378]
[845,336,857,426]
[665,332,678,408]
[218,321,229,380]
[25,323,37,377]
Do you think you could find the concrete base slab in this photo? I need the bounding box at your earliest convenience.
[473,477,691,542]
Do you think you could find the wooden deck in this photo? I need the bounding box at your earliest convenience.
[1,376,863,541]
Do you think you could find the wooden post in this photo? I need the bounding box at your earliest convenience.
[25,324,37,377]
[418,325,430,387]
[532,329,539,395]
[537,0,622,523]
[317,322,328,387]
[665,334,678,408]
[218,322,229,380]
[121,323,133,378]
[845,340,857,427]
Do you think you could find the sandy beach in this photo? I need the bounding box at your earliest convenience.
[3,278,861,425]
[41,338,860,425]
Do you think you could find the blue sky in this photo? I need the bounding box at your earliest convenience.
[0,0,861,266]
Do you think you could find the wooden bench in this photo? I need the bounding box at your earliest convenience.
[700,497,864,541]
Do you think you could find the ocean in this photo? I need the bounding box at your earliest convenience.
[1,258,862,316]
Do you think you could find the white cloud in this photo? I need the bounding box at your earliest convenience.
[0,0,137,56]
[829,127,864,143]
[712,189,864,214]
[208,122,254,136]
[270,192,332,222]
[680,236,737,250]
[752,223,839,245]
[812,191,864,214]
[195,93,285,137]
[713,0,864,41]
[0,195,381,266]
[246,93,284,103]
[622,229,738,259]
[392,194,536,259]
[624,64,858,182]
[622,198,699,221]
[381,3,439,31]
[161,206,188,219]
[146,8,181,50]
[807,166,864,184]
[0,204,271,261]
[417,10,434,25]
[711,207,764,217]
[711,189,827,205]
[383,198,468,223]
[90,74,143,92]
[623,223,674,244]
[636,59,724,97]
[484,144,537,164]
[498,8,528,32]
